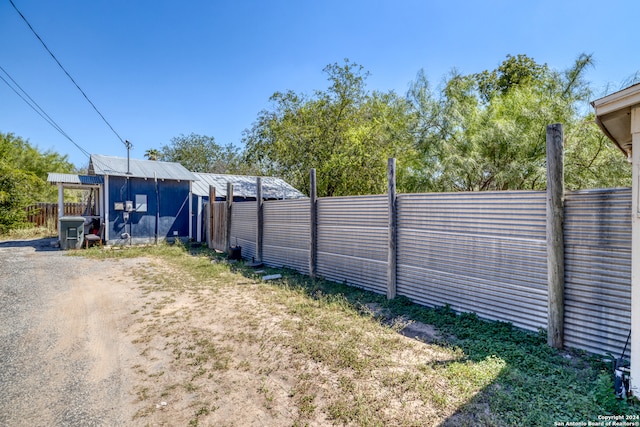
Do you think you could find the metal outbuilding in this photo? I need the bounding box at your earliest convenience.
[191,173,306,201]
[592,82,640,395]
[49,154,198,246]
[190,172,306,243]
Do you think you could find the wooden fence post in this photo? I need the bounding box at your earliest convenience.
[387,158,397,300]
[546,123,565,349]
[256,177,263,263]
[208,185,216,248]
[226,182,234,250]
[309,169,318,279]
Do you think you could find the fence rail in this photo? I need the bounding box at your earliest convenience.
[25,202,84,229]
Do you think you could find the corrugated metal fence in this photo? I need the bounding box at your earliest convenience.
[230,202,257,261]
[564,188,632,355]
[396,191,548,332]
[317,196,388,294]
[263,199,310,274]
[220,188,632,357]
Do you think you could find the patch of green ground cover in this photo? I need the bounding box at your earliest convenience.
[384,298,639,424]
[81,242,639,425]
[245,267,640,424]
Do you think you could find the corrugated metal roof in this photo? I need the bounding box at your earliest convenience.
[47,173,104,185]
[89,154,197,181]
[192,172,306,199]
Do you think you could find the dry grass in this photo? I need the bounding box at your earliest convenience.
[80,242,637,426]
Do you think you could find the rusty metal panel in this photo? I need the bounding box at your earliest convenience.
[230,202,257,261]
[396,191,548,331]
[317,195,388,294]
[564,188,631,356]
[263,199,310,274]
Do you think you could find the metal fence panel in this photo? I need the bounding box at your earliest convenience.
[215,185,633,358]
[317,195,388,293]
[396,191,548,331]
[564,188,632,356]
[263,199,310,274]
[230,202,257,261]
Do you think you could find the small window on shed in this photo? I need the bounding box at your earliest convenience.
[135,194,148,212]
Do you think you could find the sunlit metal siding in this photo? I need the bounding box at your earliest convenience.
[263,199,310,274]
[396,191,548,331]
[317,195,388,294]
[191,173,306,199]
[89,154,197,181]
[230,202,257,261]
[564,188,632,356]
[47,173,103,186]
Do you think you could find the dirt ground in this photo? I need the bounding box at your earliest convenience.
[0,238,141,426]
[1,238,462,426]
[0,240,327,426]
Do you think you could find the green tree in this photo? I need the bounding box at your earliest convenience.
[407,53,627,192]
[159,133,248,174]
[144,148,160,160]
[243,60,419,196]
[564,117,631,190]
[0,132,76,232]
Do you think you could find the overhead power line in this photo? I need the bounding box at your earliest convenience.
[8,0,127,147]
[0,66,125,174]
[0,64,91,159]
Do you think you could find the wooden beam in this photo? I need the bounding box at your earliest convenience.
[309,169,318,279]
[387,158,397,300]
[256,177,263,262]
[546,123,565,349]
[226,182,234,250]
[208,185,215,248]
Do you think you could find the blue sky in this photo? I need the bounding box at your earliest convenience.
[1,0,638,169]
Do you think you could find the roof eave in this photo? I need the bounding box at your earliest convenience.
[591,83,640,157]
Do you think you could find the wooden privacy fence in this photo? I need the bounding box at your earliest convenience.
[207,201,228,250]
[25,202,84,228]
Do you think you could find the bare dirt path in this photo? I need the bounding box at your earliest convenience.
[0,238,142,427]
[0,238,466,426]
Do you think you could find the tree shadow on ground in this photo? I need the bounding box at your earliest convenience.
[0,237,60,252]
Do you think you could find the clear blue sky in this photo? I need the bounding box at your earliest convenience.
[1,0,638,169]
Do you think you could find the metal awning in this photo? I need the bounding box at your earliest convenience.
[47,173,104,189]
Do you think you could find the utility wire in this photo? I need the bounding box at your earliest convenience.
[1,70,131,180]
[0,64,75,141]
[0,65,91,159]
[8,0,127,147]
[0,64,125,176]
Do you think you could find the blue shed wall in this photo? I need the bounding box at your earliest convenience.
[192,196,207,243]
[107,176,191,244]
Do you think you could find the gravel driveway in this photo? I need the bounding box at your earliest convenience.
[0,238,141,427]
